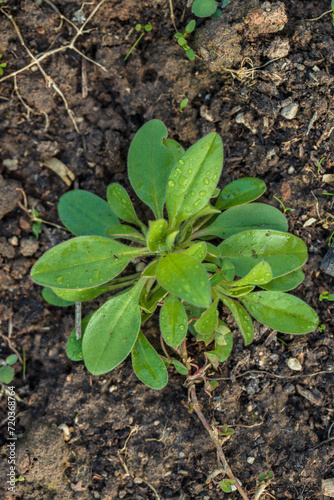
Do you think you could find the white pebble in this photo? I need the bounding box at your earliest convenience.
[287,358,303,371]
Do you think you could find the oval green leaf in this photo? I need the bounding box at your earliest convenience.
[131,331,168,390]
[160,295,188,348]
[218,293,254,345]
[192,0,218,17]
[184,242,207,262]
[156,254,212,307]
[66,314,94,361]
[6,354,18,366]
[82,281,144,374]
[218,230,308,279]
[198,203,288,239]
[260,269,305,292]
[58,190,119,236]
[106,224,146,244]
[215,177,266,210]
[240,291,319,334]
[0,365,14,384]
[128,120,175,219]
[31,236,147,289]
[42,287,75,307]
[147,219,168,251]
[232,261,272,287]
[106,183,143,227]
[195,299,219,334]
[163,138,185,163]
[166,132,223,228]
[172,359,188,375]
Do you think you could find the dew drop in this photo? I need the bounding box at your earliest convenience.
[191,191,196,196]
[188,168,192,174]
[179,325,185,331]
[168,180,175,187]
[179,159,185,165]
[56,276,64,284]
[213,174,217,181]
[204,178,209,185]
[199,190,206,197]
[176,167,182,174]
[206,171,211,176]
[193,199,201,207]
[178,176,188,188]
[89,278,93,283]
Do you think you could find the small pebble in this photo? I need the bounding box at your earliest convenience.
[287,357,303,371]
[288,166,295,175]
[20,238,39,257]
[109,385,118,393]
[247,457,255,464]
[3,159,19,171]
[179,452,185,458]
[281,102,299,120]
[9,236,19,246]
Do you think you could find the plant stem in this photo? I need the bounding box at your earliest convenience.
[189,384,250,500]
[124,32,145,61]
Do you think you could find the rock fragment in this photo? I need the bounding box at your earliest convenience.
[281,102,299,120]
[0,175,22,220]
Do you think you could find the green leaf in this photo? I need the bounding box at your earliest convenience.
[218,230,308,279]
[183,242,207,261]
[221,258,235,282]
[208,330,233,363]
[186,49,195,60]
[215,177,266,210]
[131,331,168,389]
[58,190,119,236]
[166,133,223,228]
[192,0,218,17]
[5,354,18,366]
[128,120,175,219]
[42,287,75,306]
[232,261,272,287]
[260,269,305,292]
[164,138,185,163]
[185,20,196,33]
[31,236,148,289]
[66,314,93,361]
[51,284,117,302]
[82,281,145,374]
[172,359,188,375]
[106,183,143,227]
[219,479,235,493]
[156,254,211,307]
[0,365,14,384]
[218,293,254,345]
[106,224,146,244]
[146,219,168,251]
[195,299,219,334]
[197,203,288,239]
[160,295,188,348]
[142,260,158,277]
[217,283,254,297]
[240,292,319,334]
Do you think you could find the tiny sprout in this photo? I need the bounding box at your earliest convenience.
[174,21,196,60]
[317,156,325,173]
[273,196,293,214]
[319,291,334,302]
[319,324,326,332]
[0,54,6,76]
[124,23,153,62]
[179,97,189,112]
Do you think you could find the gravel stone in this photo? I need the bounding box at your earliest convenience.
[281,102,299,120]
[20,238,39,257]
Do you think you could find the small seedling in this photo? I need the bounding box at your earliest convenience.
[175,20,196,60]
[319,291,334,301]
[319,324,326,332]
[124,24,152,62]
[179,97,189,112]
[31,209,42,239]
[273,196,293,214]
[31,120,319,498]
[317,156,325,173]
[0,54,6,76]
[0,354,18,385]
[191,0,230,18]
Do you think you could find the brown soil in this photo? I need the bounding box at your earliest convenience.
[0,0,334,499]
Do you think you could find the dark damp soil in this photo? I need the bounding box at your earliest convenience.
[0,0,334,499]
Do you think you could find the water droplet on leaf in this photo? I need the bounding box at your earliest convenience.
[168,180,175,187]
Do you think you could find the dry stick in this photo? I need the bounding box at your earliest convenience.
[168,0,177,31]
[189,384,250,500]
[0,1,107,131]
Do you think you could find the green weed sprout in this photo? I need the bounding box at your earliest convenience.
[124,24,152,62]
[191,0,230,18]
[273,196,293,214]
[0,354,18,385]
[0,54,6,76]
[175,20,196,60]
[319,291,334,301]
[31,120,319,498]
[179,97,189,112]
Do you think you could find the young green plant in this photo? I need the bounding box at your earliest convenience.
[191,0,230,18]
[31,120,319,498]
[175,20,196,60]
[0,54,6,76]
[124,23,152,62]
